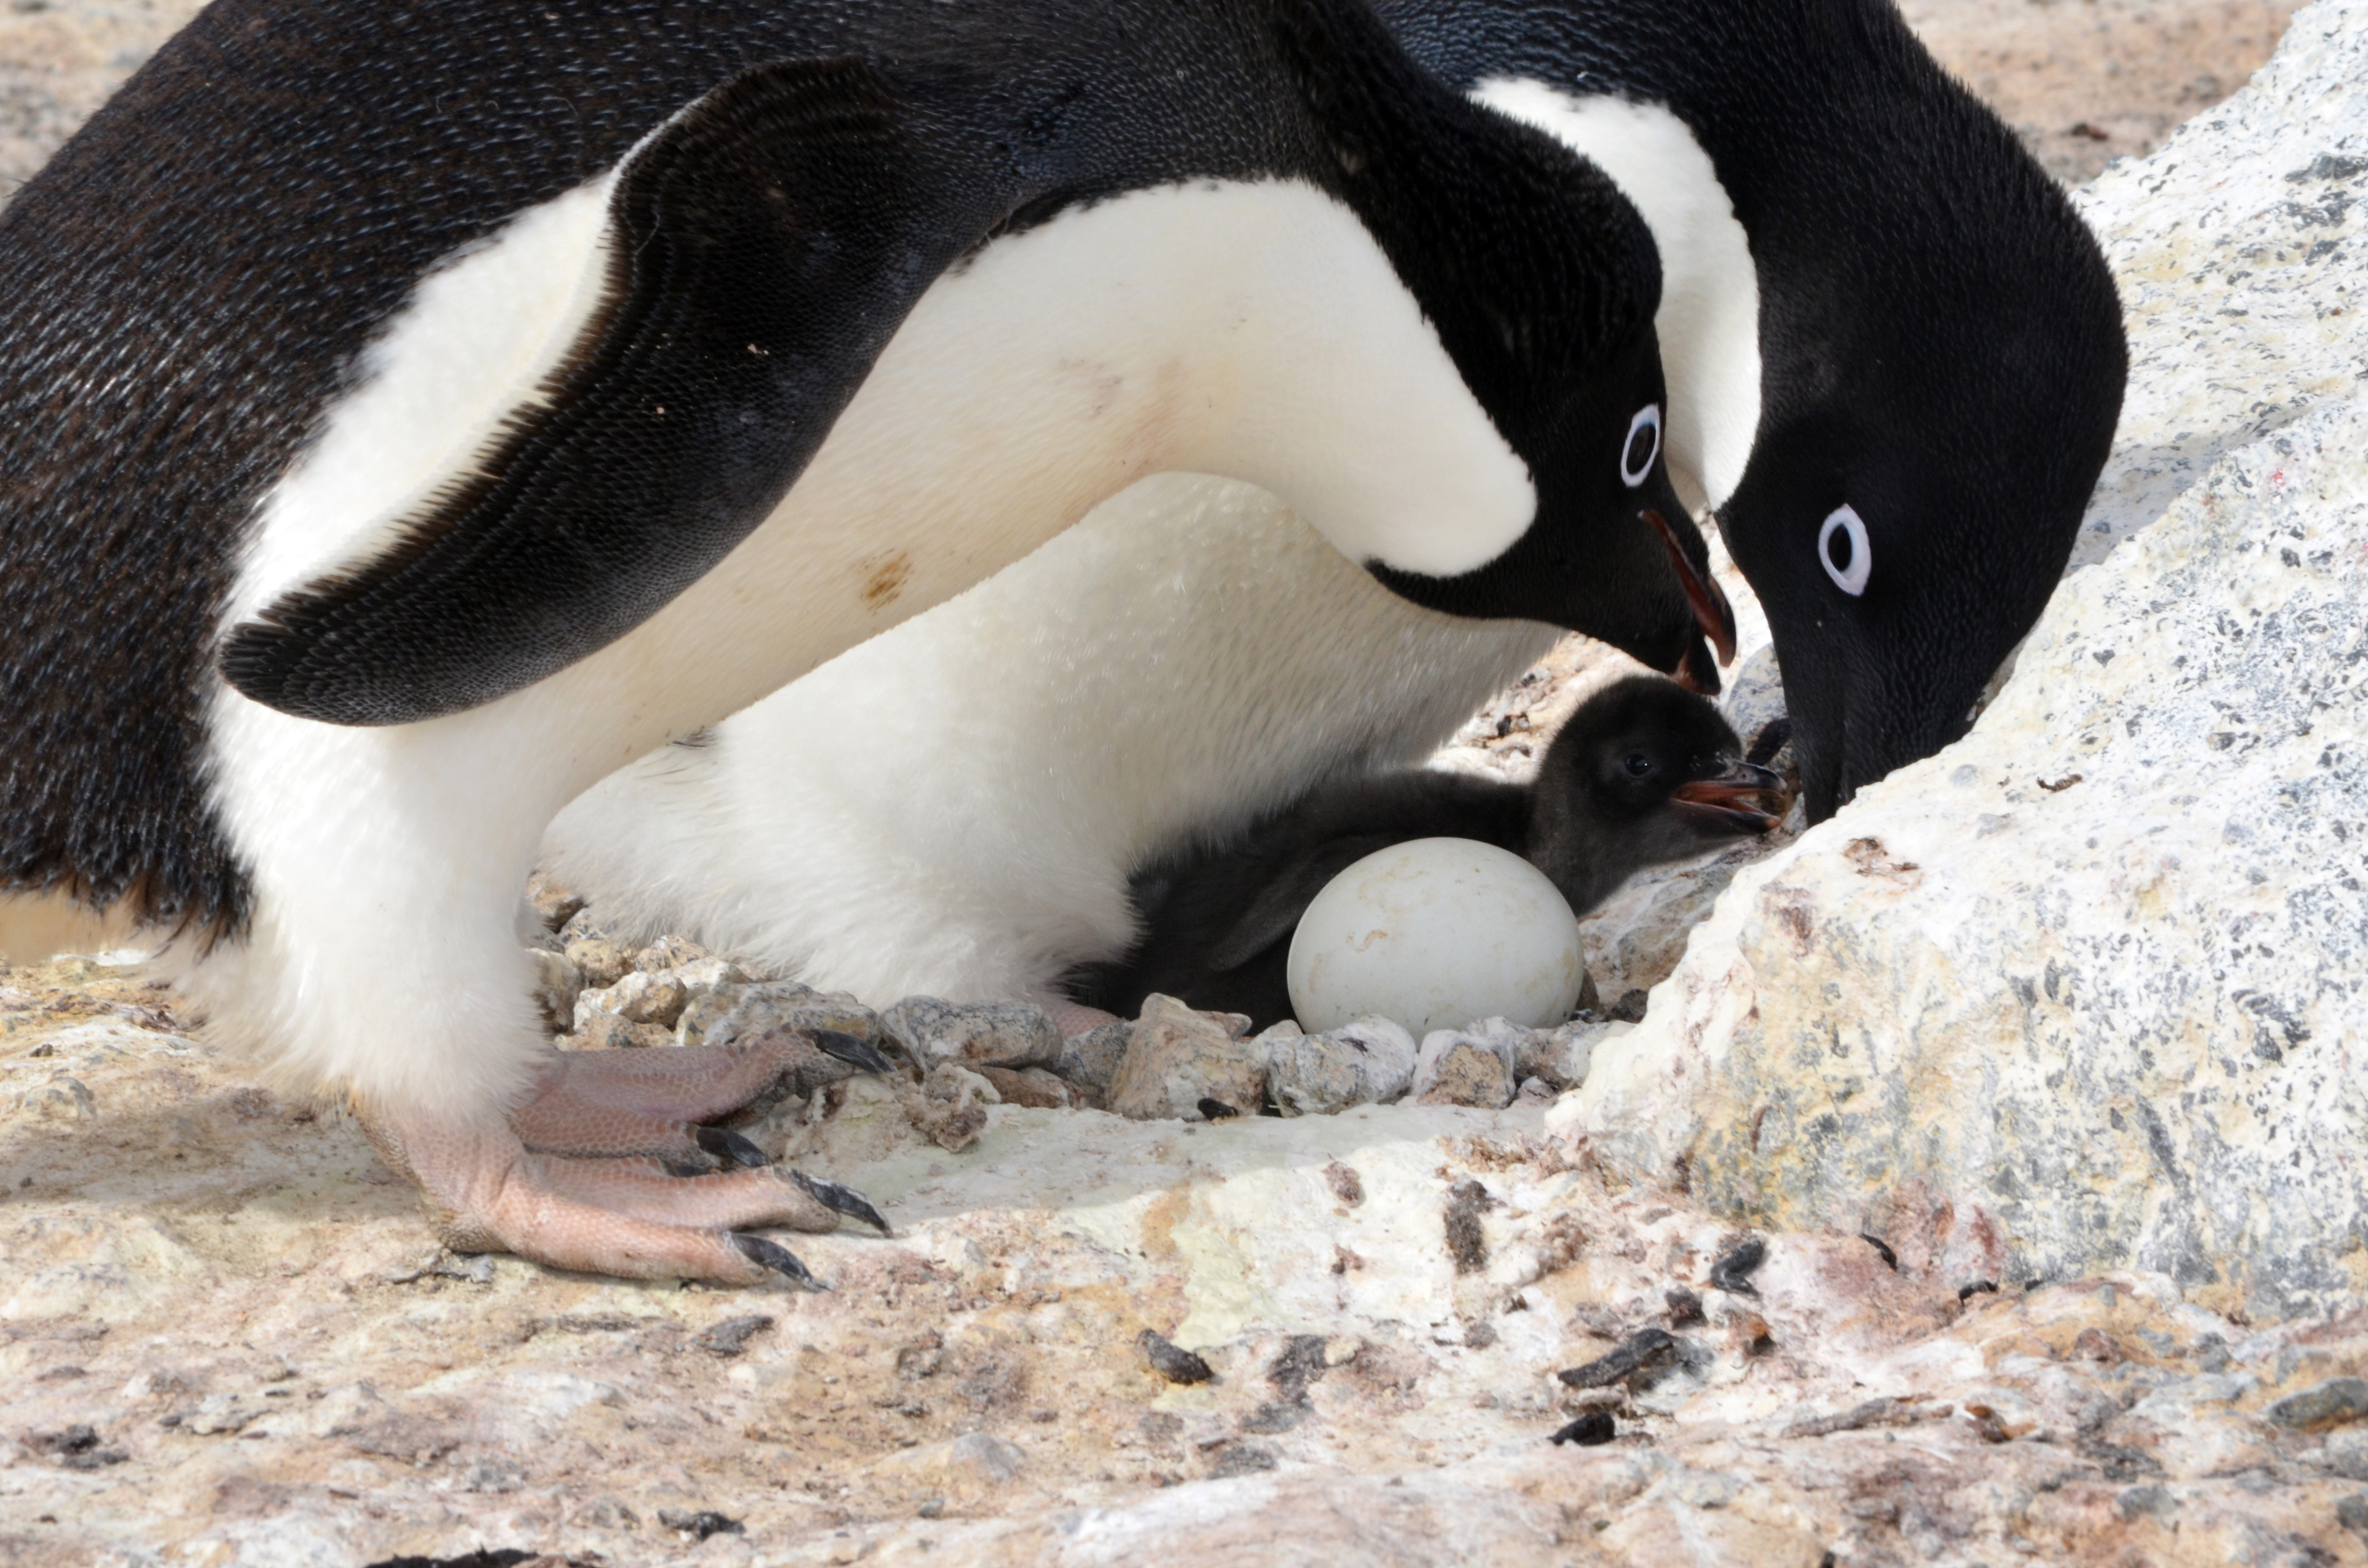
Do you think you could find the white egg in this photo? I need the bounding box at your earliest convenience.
[1285,837,1585,1036]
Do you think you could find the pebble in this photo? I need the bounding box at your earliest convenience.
[1106,995,1267,1122]
[2269,1378,2368,1432]
[678,980,880,1053]
[1413,1030,1516,1110]
[1138,1329,1215,1385]
[1056,1021,1132,1097]
[978,1065,1080,1109]
[563,936,634,990]
[882,996,1061,1071]
[1264,1016,1417,1116]
[566,1015,671,1052]
[572,968,689,1032]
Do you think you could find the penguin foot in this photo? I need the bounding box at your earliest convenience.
[353,1037,895,1284]
[358,1108,886,1284]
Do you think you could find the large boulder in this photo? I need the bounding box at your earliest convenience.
[1556,0,2368,1321]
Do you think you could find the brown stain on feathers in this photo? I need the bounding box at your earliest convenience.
[857,550,913,612]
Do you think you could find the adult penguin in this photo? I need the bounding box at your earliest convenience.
[0,0,1732,1284]
[543,0,2126,1013]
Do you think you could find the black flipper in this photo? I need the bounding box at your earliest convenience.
[1204,836,1398,974]
[221,59,1010,726]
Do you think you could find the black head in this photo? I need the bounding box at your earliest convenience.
[1692,33,2129,821]
[1526,674,1784,913]
[1275,0,1736,687]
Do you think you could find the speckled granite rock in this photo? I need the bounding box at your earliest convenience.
[1559,0,2368,1322]
[10,952,2368,1567]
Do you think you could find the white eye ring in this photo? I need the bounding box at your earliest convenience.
[1618,404,1662,489]
[1819,504,1872,596]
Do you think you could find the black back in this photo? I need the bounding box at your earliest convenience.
[1078,675,1771,1029]
[0,0,1688,934]
[1381,0,2129,817]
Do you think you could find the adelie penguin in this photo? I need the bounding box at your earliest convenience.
[0,0,1732,1283]
[1077,675,1788,1029]
[544,0,2128,1017]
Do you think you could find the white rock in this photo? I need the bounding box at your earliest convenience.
[1286,838,1584,1035]
[1557,0,2368,1319]
[1264,1015,1418,1116]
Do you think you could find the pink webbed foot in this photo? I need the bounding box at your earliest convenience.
[360,1036,891,1286]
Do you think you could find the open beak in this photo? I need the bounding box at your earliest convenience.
[1671,758,1788,833]
[1645,510,1738,690]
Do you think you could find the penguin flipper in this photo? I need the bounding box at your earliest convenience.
[221,59,1008,727]
[1205,835,1397,974]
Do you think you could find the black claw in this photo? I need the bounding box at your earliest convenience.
[731,1232,827,1291]
[812,1029,896,1076]
[792,1170,892,1235]
[695,1126,772,1170]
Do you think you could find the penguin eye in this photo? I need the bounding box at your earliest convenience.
[1618,404,1662,489]
[1622,751,1655,778]
[1819,504,1872,596]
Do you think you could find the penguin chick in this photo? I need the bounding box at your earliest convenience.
[1078,675,1783,1027]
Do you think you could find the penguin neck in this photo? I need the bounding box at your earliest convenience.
[941,176,1542,586]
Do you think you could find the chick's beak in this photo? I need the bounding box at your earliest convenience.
[1671,756,1788,833]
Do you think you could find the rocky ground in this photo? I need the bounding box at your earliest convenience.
[6,1,2363,1565]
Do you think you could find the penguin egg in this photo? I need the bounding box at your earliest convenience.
[1285,837,1585,1036]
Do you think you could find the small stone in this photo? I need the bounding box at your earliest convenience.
[1415,1042,1515,1109]
[1055,1021,1132,1094]
[1106,995,1267,1121]
[1665,1288,1705,1326]
[2118,1484,2177,1521]
[655,1507,744,1541]
[1323,1162,1365,1206]
[694,1314,775,1357]
[1138,1329,1214,1385]
[1267,1016,1417,1115]
[633,934,711,973]
[678,980,881,1054]
[1550,1412,1615,1446]
[564,936,634,989]
[1557,1329,1677,1390]
[1517,1018,1622,1091]
[977,1065,1077,1109]
[883,996,1061,1071]
[2339,1494,2368,1539]
[525,947,582,1033]
[1708,1237,1767,1296]
[567,1015,672,1052]
[572,969,689,1032]
[2269,1377,2368,1432]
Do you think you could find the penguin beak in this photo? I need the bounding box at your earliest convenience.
[1671,757,1788,833]
[1644,509,1737,692]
